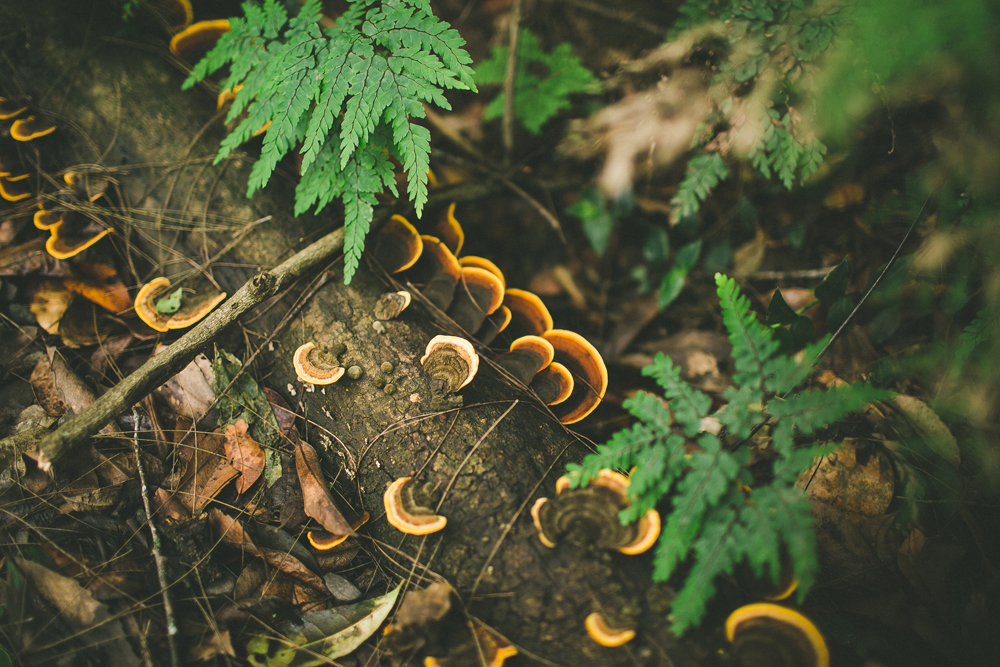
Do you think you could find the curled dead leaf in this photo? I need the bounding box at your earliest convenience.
[295,440,353,538]
[224,418,266,494]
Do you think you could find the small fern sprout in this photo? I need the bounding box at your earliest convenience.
[564,272,891,634]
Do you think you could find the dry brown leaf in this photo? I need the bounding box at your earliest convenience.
[176,431,238,514]
[190,629,236,662]
[153,487,190,520]
[47,347,116,437]
[0,237,67,276]
[58,299,122,348]
[731,229,767,278]
[157,350,217,422]
[209,509,327,590]
[798,439,894,516]
[29,355,68,417]
[30,279,73,333]
[264,386,297,433]
[295,440,353,538]
[224,418,265,494]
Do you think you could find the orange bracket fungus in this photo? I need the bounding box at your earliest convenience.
[584,612,636,647]
[420,335,479,394]
[501,288,553,339]
[530,361,574,406]
[0,172,31,202]
[475,304,511,346]
[292,342,346,385]
[0,97,28,119]
[434,202,464,256]
[374,290,412,321]
[542,329,608,424]
[374,214,423,273]
[10,115,57,141]
[383,477,447,535]
[446,266,505,334]
[459,255,505,289]
[134,277,227,332]
[44,212,113,259]
[532,469,660,554]
[495,335,555,387]
[725,603,830,667]
[169,19,231,58]
[407,235,461,311]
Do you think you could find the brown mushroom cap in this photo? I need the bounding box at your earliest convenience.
[10,115,56,141]
[530,361,574,406]
[44,213,113,259]
[502,288,553,339]
[406,235,461,311]
[0,98,27,120]
[134,277,227,332]
[293,342,346,385]
[383,477,447,535]
[542,329,608,424]
[216,83,243,111]
[434,202,464,256]
[495,335,555,387]
[446,267,505,335]
[307,530,350,550]
[0,172,32,201]
[459,255,505,289]
[420,335,479,393]
[475,305,512,347]
[374,214,423,273]
[33,203,62,230]
[169,19,231,58]
[530,497,556,548]
[585,612,636,647]
[725,603,829,667]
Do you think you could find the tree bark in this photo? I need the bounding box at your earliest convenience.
[2,2,714,664]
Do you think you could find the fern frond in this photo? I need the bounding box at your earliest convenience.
[623,390,675,439]
[716,273,779,389]
[670,152,730,222]
[565,422,655,486]
[745,485,819,600]
[768,383,890,435]
[641,353,712,436]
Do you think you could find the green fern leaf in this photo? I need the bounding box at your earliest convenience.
[768,383,890,435]
[716,273,779,389]
[671,152,730,222]
[641,353,712,436]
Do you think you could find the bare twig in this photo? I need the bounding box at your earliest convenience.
[131,406,180,667]
[502,0,523,164]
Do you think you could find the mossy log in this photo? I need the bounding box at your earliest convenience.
[0,2,716,664]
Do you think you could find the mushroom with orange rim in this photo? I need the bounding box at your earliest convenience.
[584,612,636,647]
[459,255,505,288]
[134,277,227,332]
[373,214,423,274]
[0,98,27,120]
[308,511,369,550]
[724,603,829,667]
[405,235,461,311]
[420,335,479,395]
[10,115,56,141]
[434,202,464,256]
[44,213,114,259]
[501,288,553,339]
[0,172,31,202]
[530,361,574,406]
[169,19,231,58]
[292,342,346,385]
[541,329,608,424]
[532,469,660,555]
[475,304,511,346]
[383,476,447,535]
[446,266,505,335]
[495,335,554,387]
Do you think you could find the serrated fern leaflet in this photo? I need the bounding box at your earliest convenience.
[184,0,476,284]
[567,272,892,634]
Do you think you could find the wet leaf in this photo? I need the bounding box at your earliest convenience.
[295,440,353,538]
[766,289,799,326]
[224,419,266,494]
[156,287,184,314]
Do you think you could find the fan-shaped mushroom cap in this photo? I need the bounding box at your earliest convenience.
[407,235,461,311]
[44,213,113,259]
[531,361,574,406]
[725,603,829,667]
[0,172,31,201]
[585,612,635,647]
[434,202,464,256]
[134,277,227,332]
[542,329,608,424]
[307,531,350,550]
[10,115,56,141]
[502,288,553,339]
[374,214,423,273]
[459,255,505,289]
[374,290,412,320]
[216,83,243,111]
[293,342,345,385]
[420,335,479,393]
[33,204,62,230]
[495,335,554,387]
[169,19,231,58]
[446,267,505,334]
[383,477,447,535]
[538,469,660,554]
[0,98,27,120]
[475,305,512,347]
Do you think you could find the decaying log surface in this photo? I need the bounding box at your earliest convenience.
[2,2,718,664]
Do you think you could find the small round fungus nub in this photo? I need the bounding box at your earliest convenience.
[420,335,479,394]
[293,342,346,385]
[383,477,447,535]
[725,603,829,667]
[585,612,636,647]
[347,366,363,380]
